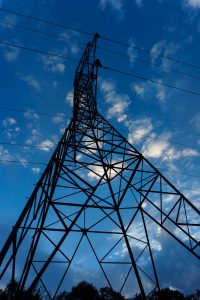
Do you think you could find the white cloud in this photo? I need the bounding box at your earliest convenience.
[66,91,74,107]
[185,0,200,8]
[164,147,199,161]
[0,145,13,162]
[16,156,28,168]
[134,0,143,7]
[100,80,130,123]
[2,117,17,127]
[190,113,200,131]
[87,165,105,180]
[4,46,20,62]
[2,118,20,138]
[141,136,199,161]
[0,14,18,29]
[142,140,169,158]
[59,31,70,40]
[40,53,66,74]
[3,127,21,139]
[99,0,124,18]
[52,113,65,124]
[87,162,119,181]
[131,80,167,102]
[151,40,179,68]
[132,83,146,97]
[58,31,80,55]
[107,101,129,122]
[70,45,79,54]
[127,38,138,65]
[25,128,41,145]
[126,117,153,143]
[59,127,66,134]
[100,0,123,11]
[31,167,41,174]
[0,40,21,62]
[17,73,41,92]
[112,221,162,259]
[53,62,65,73]
[39,140,54,152]
[24,109,39,120]
[155,80,166,102]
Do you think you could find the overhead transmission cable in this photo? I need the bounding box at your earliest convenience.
[1,19,200,82]
[0,106,71,119]
[1,40,200,97]
[0,157,200,185]
[0,7,93,37]
[3,104,200,152]
[101,36,200,70]
[0,19,86,47]
[1,132,200,153]
[0,40,79,62]
[102,65,200,96]
[0,80,75,100]
[0,7,200,70]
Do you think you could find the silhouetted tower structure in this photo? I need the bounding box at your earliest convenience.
[0,34,200,299]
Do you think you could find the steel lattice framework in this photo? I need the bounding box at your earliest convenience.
[0,34,200,299]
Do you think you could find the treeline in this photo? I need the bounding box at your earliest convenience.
[0,280,199,299]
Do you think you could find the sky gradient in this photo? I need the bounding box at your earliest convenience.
[0,0,200,296]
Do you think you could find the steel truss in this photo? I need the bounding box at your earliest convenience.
[0,34,200,299]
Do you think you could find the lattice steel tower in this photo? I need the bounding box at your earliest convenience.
[0,34,200,299]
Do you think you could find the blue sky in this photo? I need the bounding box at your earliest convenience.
[0,0,200,297]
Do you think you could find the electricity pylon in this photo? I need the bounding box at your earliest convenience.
[0,34,200,299]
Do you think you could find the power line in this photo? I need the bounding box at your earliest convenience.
[0,40,79,62]
[0,159,46,165]
[0,7,93,37]
[158,167,200,180]
[101,36,200,70]
[102,66,200,96]
[1,105,200,152]
[1,139,200,179]
[0,106,71,119]
[0,159,200,185]
[1,129,200,153]
[1,40,200,97]
[0,141,56,149]
[0,19,87,48]
[116,128,200,152]
[98,46,200,82]
[0,80,74,99]
[1,7,199,70]
[2,19,200,83]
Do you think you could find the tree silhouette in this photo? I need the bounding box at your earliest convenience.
[151,287,185,300]
[99,286,125,299]
[63,281,101,300]
[56,281,125,300]
[0,280,43,300]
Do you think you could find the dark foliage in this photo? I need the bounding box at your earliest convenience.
[1,280,200,300]
[56,281,125,300]
[151,287,185,300]
[99,286,125,300]
[61,281,101,300]
[0,280,43,300]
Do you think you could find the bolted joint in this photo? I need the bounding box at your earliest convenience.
[81,228,88,235]
[114,204,119,211]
